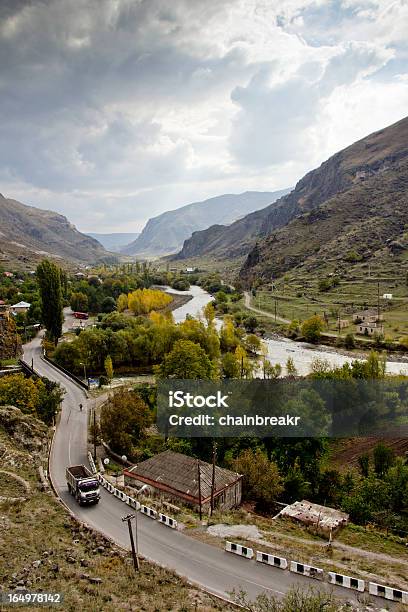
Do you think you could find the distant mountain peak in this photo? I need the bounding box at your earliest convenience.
[121,190,290,257]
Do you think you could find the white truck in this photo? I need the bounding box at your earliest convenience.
[66,465,100,505]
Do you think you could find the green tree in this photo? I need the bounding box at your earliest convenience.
[221,352,240,378]
[100,389,151,456]
[301,315,325,343]
[70,292,88,313]
[155,339,215,379]
[232,448,283,509]
[373,442,394,477]
[36,259,64,344]
[358,453,370,478]
[104,354,113,381]
[286,356,298,377]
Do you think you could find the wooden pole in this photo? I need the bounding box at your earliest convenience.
[122,514,139,571]
[197,460,202,521]
[210,443,217,516]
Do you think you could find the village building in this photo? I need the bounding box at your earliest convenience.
[11,301,31,314]
[356,321,384,336]
[280,500,349,536]
[124,450,242,512]
[352,309,383,324]
[337,319,349,329]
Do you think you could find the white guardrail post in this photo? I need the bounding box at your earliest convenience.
[140,504,157,519]
[225,541,253,559]
[369,582,408,604]
[158,513,178,529]
[328,572,365,592]
[256,551,287,569]
[290,560,324,580]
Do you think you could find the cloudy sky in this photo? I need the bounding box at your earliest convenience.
[1,0,407,232]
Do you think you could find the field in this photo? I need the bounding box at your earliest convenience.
[251,261,408,343]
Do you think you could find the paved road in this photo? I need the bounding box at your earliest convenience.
[23,334,392,606]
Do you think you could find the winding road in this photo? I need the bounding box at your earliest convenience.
[22,292,397,607]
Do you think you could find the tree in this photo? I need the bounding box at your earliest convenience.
[245,333,261,354]
[358,453,370,478]
[117,293,128,312]
[155,339,215,379]
[232,448,283,509]
[104,354,113,381]
[221,352,240,378]
[344,333,355,349]
[286,357,298,377]
[100,389,151,456]
[373,442,394,477]
[36,259,64,344]
[70,292,88,313]
[101,296,117,313]
[301,315,325,343]
[203,302,216,327]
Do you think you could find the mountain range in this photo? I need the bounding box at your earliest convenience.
[0,195,112,266]
[239,116,408,284]
[172,117,408,285]
[121,190,290,257]
[87,232,139,252]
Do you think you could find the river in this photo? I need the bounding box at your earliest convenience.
[167,284,408,377]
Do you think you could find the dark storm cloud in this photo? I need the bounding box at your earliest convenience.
[0,0,406,231]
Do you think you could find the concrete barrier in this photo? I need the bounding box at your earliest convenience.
[225,541,253,559]
[127,497,141,511]
[328,572,365,592]
[290,560,324,580]
[369,582,408,604]
[256,551,287,569]
[158,513,178,529]
[140,505,157,519]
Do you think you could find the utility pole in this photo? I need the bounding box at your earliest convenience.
[93,406,97,462]
[377,281,380,320]
[121,513,139,571]
[274,298,277,322]
[210,443,217,516]
[197,459,202,521]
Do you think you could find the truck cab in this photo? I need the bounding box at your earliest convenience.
[66,465,100,505]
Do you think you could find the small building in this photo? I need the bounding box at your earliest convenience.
[280,500,349,535]
[356,321,384,336]
[124,450,242,513]
[338,319,349,329]
[3,271,13,278]
[382,293,393,300]
[352,309,383,324]
[11,301,31,314]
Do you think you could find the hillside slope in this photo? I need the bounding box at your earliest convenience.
[122,190,289,257]
[240,116,408,284]
[0,195,112,265]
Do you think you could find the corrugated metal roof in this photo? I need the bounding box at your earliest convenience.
[127,450,241,501]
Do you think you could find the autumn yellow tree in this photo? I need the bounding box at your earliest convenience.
[128,288,172,315]
[117,293,128,312]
